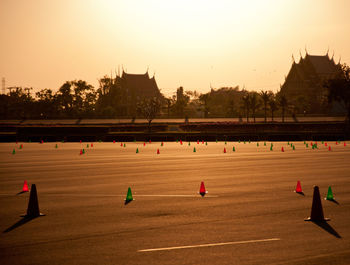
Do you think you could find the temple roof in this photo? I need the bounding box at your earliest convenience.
[304,54,339,74]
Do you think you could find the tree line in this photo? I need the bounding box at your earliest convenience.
[0,64,349,122]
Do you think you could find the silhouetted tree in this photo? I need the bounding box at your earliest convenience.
[249,92,260,123]
[137,97,161,131]
[242,94,250,122]
[260,90,270,122]
[278,94,288,122]
[325,63,350,122]
[268,96,278,122]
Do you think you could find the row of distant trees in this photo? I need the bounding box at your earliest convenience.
[0,64,349,122]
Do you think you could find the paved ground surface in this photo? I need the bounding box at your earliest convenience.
[0,140,349,265]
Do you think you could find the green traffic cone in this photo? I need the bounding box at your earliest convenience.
[136,148,139,153]
[87,144,89,148]
[193,147,196,152]
[306,143,308,148]
[205,142,208,145]
[257,142,259,147]
[55,144,58,149]
[82,149,85,154]
[216,139,218,143]
[325,186,334,201]
[264,142,266,146]
[225,141,227,145]
[233,146,235,152]
[12,149,16,154]
[176,139,178,143]
[124,143,126,147]
[238,140,240,143]
[270,146,273,151]
[288,141,290,145]
[125,187,133,204]
[188,142,191,146]
[293,145,295,150]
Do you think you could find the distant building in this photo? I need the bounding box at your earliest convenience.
[116,70,163,116]
[280,52,343,114]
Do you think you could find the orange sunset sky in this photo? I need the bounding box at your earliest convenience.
[0,0,349,97]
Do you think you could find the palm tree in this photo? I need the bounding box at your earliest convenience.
[260,90,270,123]
[268,96,278,122]
[278,94,288,122]
[249,92,260,123]
[242,94,250,122]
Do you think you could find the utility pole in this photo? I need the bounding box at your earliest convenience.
[1,77,5,94]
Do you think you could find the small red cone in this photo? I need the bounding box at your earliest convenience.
[344,142,346,147]
[143,142,146,146]
[202,140,204,144]
[180,140,183,145]
[21,184,45,218]
[223,147,226,153]
[281,147,284,152]
[80,149,83,155]
[80,140,82,143]
[120,142,123,147]
[295,180,303,193]
[325,142,327,146]
[305,186,329,222]
[113,140,115,143]
[149,140,152,144]
[91,143,93,147]
[40,140,44,144]
[197,140,199,144]
[22,180,29,192]
[336,141,338,145]
[199,181,207,197]
[157,148,160,154]
[328,146,331,151]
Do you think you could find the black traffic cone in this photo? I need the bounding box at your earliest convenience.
[21,184,45,218]
[305,186,329,222]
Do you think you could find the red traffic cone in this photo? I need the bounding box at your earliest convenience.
[197,140,199,144]
[223,147,226,153]
[180,140,183,145]
[328,146,331,151]
[113,140,115,143]
[149,140,152,144]
[344,142,346,147]
[120,142,123,147]
[21,184,45,218]
[143,142,146,146]
[157,148,160,154]
[199,181,207,197]
[22,180,29,193]
[91,143,93,147]
[295,180,303,194]
[336,141,338,145]
[80,140,82,143]
[202,140,204,144]
[325,142,327,146]
[281,147,284,152]
[305,186,329,222]
[80,149,83,155]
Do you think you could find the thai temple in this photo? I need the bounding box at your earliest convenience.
[280,50,343,113]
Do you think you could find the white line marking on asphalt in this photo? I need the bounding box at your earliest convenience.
[138,238,280,252]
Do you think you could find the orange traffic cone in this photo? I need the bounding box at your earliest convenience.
[295,180,303,194]
[21,184,45,218]
[22,180,29,193]
[199,181,207,197]
[223,147,226,153]
[305,186,329,222]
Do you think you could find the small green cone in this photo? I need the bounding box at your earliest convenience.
[12,149,16,154]
[176,139,178,143]
[306,143,308,148]
[326,186,334,201]
[193,147,196,152]
[125,187,133,203]
[82,149,85,154]
[264,142,266,146]
[124,143,126,147]
[270,146,273,151]
[233,146,235,152]
[87,144,89,148]
[257,142,259,147]
[225,141,227,145]
[136,148,139,153]
[55,144,58,149]
[216,139,218,143]
[205,142,208,145]
[188,142,191,146]
[238,140,240,143]
[322,141,324,144]
[293,145,295,150]
[304,141,306,145]
[161,142,163,146]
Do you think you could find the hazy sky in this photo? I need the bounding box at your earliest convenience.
[1,0,349,97]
